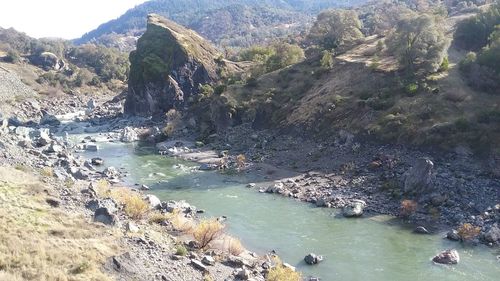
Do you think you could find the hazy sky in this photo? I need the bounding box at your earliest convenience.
[0,0,148,39]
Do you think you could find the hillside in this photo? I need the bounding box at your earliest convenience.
[76,0,368,50]
[194,5,500,156]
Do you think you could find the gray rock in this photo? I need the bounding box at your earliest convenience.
[235,268,251,280]
[446,230,461,241]
[84,143,99,151]
[126,221,140,233]
[120,127,139,143]
[94,207,119,226]
[190,259,207,272]
[483,224,500,243]
[432,249,459,265]
[103,166,119,178]
[91,157,104,166]
[304,253,323,265]
[414,226,430,234]
[46,198,61,208]
[201,255,215,266]
[199,163,218,171]
[403,158,434,194]
[145,194,162,209]
[46,142,63,154]
[343,200,365,217]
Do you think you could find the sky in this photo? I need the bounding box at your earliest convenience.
[0,0,148,39]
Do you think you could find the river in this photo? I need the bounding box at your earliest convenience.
[78,140,500,281]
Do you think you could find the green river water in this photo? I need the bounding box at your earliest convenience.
[79,141,500,281]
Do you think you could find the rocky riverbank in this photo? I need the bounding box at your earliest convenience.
[0,103,299,280]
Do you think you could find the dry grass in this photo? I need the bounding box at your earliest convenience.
[399,199,418,218]
[0,167,120,281]
[40,167,54,177]
[193,219,225,249]
[227,238,244,256]
[95,182,149,220]
[148,211,171,224]
[169,211,195,233]
[457,223,481,241]
[267,257,302,281]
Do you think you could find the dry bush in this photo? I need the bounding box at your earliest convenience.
[227,238,244,256]
[40,167,54,177]
[169,211,195,233]
[148,211,171,224]
[400,199,418,218]
[193,219,225,249]
[457,223,481,241]
[236,154,246,171]
[122,194,149,220]
[267,257,302,281]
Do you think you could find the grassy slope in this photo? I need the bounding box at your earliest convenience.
[0,167,120,281]
[222,14,500,154]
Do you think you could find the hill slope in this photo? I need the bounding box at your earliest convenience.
[76,0,368,49]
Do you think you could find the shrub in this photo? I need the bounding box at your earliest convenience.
[148,211,170,224]
[400,199,417,218]
[405,83,418,96]
[236,154,246,171]
[228,238,244,256]
[175,244,188,256]
[439,57,449,72]
[122,194,149,220]
[457,223,481,241]
[320,50,334,69]
[267,257,302,281]
[169,211,195,233]
[193,219,225,249]
[41,167,54,177]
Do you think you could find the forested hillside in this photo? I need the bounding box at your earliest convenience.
[76,0,368,50]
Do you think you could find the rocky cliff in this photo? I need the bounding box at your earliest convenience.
[125,14,240,117]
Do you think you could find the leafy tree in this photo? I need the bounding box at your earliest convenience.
[265,43,304,72]
[320,50,334,69]
[454,3,500,51]
[386,14,449,74]
[308,9,364,50]
[477,25,500,73]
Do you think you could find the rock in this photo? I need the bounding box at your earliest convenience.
[86,198,118,213]
[282,263,296,271]
[120,127,139,143]
[235,268,251,280]
[432,249,459,265]
[446,230,461,241]
[94,207,119,226]
[84,143,100,151]
[414,226,430,234]
[140,184,150,190]
[145,194,162,209]
[483,224,500,243]
[91,157,104,166]
[201,255,215,266]
[403,158,434,194]
[46,198,61,208]
[190,259,207,272]
[343,200,365,217]
[30,51,66,71]
[126,221,140,233]
[39,112,61,126]
[304,253,323,265]
[246,183,256,188]
[199,163,218,171]
[103,166,119,178]
[46,142,63,154]
[124,14,241,117]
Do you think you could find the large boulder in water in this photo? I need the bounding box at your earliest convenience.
[403,157,434,195]
[343,200,366,217]
[124,14,246,117]
[432,249,459,265]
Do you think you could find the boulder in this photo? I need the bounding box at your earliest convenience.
[483,224,500,243]
[94,207,119,226]
[403,158,434,194]
[30,51,66,71]
[304,253,323,265]
[235,268,251,280]
[145,194,162,209]
[446,230,461,241]
[343,200,366,217]
[84,144,100,151]
[190,259,207,272]
[120,127,139,143]
[414,226,430,234]
[45,142,63,154]
[432,249,459,265]
[126,221,140,233]
[201,255,215,266]
[91,157,104,166]
[39,112,61,126]
[103,167,119,178]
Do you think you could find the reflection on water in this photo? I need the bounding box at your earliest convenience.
[79,141,500,281]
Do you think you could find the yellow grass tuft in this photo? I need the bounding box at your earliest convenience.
[227,238,245,256]
[267,257,302,281]
[457,223,481,241]
[193,219,225,249]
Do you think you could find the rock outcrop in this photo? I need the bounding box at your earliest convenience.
[124,14,244,117]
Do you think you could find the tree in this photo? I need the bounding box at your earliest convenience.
[308,9,364,50]
[265,43,304,72]
[454,3,499,51]
[386,14,449,74]
[320,50,334,69]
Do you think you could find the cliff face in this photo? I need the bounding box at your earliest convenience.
[125,14,229,117]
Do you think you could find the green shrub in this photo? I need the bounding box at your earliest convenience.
[439,57,449,71]
[405,83,418,96]
[175,244,188,256]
